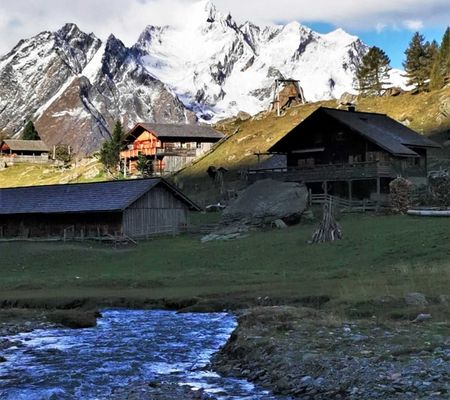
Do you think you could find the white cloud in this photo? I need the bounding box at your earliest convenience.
[375,23,388,33]
[0,0,449,55]
[403,19,424,31]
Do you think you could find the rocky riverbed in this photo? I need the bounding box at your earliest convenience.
[213,306,450,399]
[3,302,450,399]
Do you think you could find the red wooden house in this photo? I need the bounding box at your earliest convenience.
[120,123,224,175]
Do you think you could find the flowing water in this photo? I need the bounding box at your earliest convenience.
[0,309,282,399]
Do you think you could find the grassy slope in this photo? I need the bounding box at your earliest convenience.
[177,88,450,199]
[1,89,448,192]
[1,214,449,316]
[0,159,104,188]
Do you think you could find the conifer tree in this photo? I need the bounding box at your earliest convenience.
[22,121,40,140]
[403,32,436,91]
[136,153,152,177]
[355,46,391,96]
[99,121,124,175]
[430,27,450,90]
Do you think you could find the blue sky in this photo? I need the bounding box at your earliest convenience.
[0,0,449,71]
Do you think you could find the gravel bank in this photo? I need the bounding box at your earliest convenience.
[213,306,450,399]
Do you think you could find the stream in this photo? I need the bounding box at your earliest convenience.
[0,309,282,399]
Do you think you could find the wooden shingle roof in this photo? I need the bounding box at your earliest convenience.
[0,178,200,215]
[125,123,224,142]
[269,107,440,157]
[2,140,49,152]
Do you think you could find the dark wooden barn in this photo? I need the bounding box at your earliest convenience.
[249,107,440,203]
[0,178,200,240]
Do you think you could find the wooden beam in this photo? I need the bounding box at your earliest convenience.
[376,177,381,211]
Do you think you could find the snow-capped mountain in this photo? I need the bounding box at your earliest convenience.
[0,24,194,154]
[135,1,368,119]
[0,0,383,154]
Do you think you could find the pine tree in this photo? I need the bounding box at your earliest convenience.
[136,153,152,177]
[99,121,124,175]
[22,121,40,140]
[355,46,391,96]
[403,32,436,91]
[430,27,450,90]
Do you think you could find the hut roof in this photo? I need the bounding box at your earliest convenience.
[125,123,224,142]
[269,107,440,157]
[0,178,200,215]
[2,140,49,152]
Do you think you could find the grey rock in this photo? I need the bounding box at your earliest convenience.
[302,353,320,362]
[236,111,252,121]
[413,313,432,323]
[272,219,288,229]
[404,292,428,306]
[223,179,309,227]
[350,334,369,342]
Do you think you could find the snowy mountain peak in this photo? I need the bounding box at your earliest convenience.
[0,0,409,155]
[56,23,85,40]
[185,0,224,27]
[203,0,218,22]
[321,28,358,44]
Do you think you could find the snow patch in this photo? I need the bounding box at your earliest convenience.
[82,41,106,82]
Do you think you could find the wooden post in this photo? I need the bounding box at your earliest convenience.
[348,180,352,202]
[376,177,381,211]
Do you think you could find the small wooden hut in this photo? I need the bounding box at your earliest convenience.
[0,140,50,164]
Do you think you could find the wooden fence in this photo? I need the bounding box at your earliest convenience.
[310,193,386,212]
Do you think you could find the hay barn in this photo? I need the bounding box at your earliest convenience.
[0,178,200,239]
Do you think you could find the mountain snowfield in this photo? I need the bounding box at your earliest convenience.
[136,2,368,118]
[0,0,408,154]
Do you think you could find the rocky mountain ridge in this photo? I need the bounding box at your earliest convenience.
[0,0,392,154]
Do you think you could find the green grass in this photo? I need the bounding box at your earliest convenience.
[1,214,450,315]
[0,160,104,189]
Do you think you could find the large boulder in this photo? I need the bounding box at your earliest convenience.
[223,179,309,226]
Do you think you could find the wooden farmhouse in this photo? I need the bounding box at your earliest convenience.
[0,178,200,239]
[120,123,224,175]
[0,140,50,164]
[249,107,440,204]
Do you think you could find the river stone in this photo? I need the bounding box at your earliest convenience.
[438,295,450,305]
[404,292,428,306]
[413,313,432,323]
[223,179,309,226]
[273,219,288,229]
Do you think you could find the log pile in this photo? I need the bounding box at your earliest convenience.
[311,202,342,244]
[389,177,413,214]
[429,171,450,207]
